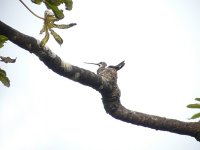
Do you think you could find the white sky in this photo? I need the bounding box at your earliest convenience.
[0,0,200,150]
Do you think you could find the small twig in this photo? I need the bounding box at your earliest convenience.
[19,0,44,20]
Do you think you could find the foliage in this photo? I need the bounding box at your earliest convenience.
[187,98,200,119]
[0,35,12,87]
[0,0,76,88]
[0,35,8,48]
[20,0,76,47]
[0,68,10,87]
[31,0,73,19]
[39,10,76,47]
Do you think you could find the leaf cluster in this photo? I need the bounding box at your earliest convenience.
[29,0,76,47]
[31,0,73,19]
[0,35,16,87]
[39,10,76,47]
[187,98,200,119]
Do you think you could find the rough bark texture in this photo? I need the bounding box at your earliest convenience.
[0,20,200,141]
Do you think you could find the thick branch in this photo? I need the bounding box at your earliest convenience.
[0,20,200,141]
[103,100,200,141]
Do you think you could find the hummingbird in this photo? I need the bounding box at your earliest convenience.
[84,61,125,74]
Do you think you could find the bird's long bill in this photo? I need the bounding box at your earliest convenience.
[84,62,99,66]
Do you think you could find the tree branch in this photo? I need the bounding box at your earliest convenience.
[0,20,112,92]
[0,20,200,141]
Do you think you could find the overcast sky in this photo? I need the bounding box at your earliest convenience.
[0,0,200,150]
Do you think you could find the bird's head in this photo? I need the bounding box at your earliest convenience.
[84,62,107,68]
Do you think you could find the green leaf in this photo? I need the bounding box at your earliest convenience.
[40,31,50,47]
[190,112,200,119]
[0,35,8,42]
[64,0,73,10]
[0,68,10,87]
[46,0,73,11]
[195,98,200,102]
[187,104,200,109]
[44,0,64,19]
[31,0,43,5]
[40,24,46,34]
[46,0,63,6]
[53,23,76,29]
[50,29,63,45]
[31,0,73,19]
[0,35,8,48]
